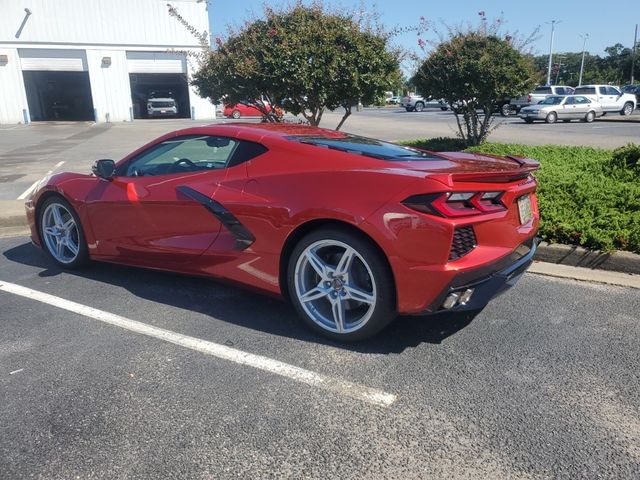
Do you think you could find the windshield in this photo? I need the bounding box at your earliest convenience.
[540,96,564,105]
[289,134,441,161]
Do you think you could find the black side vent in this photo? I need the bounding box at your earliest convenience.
[449,226,477,261]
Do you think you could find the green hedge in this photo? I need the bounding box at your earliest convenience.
[400,139,640,253]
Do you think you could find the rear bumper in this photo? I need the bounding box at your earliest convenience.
[421,237,537,314]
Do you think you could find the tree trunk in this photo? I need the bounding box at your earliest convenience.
[336,105,352,131]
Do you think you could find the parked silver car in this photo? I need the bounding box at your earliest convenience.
[401,93,448,112]
[518,95,603,124]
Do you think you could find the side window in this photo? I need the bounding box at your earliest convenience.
[555,87,565,95]
[607,86,621,96]
[121,135,239,177]
[564,97,575,105]
[575,96,588,104]
[599,86,608,95]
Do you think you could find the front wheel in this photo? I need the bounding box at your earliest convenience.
[39,196,89,269]
[501,104,512,116]
[287,228,396,341]
[545,112,557,124]
[621,102,634,116]
[584,111,596,123]
[231,110,241,119]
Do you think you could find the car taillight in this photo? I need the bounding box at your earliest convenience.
[402,191,506,217]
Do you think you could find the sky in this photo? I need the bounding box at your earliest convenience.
[207,0,639,72]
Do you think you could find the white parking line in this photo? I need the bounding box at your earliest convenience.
[16,161,65,200]
[0,280,396,408]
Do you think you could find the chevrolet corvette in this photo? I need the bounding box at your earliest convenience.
[26,123,539,341]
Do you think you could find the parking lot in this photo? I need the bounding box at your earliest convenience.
[2,233,640,479]
[1,114,640,479]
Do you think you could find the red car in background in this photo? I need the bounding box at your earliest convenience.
[223,102,283,119]
[25,124,539,341]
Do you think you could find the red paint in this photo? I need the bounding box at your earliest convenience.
[26,123,539,314]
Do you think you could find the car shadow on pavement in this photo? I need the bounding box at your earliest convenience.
[4,241,480,354]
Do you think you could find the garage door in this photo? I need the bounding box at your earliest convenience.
[19,48,87,72]
[126,52,186,74]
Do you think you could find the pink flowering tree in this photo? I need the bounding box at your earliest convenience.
[413,15,536,145]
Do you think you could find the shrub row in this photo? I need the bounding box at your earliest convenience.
[400,139,640,253]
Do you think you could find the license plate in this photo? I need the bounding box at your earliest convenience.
[517,194,533,225]
[160,110,167,113]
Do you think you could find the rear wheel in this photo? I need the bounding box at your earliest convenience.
[584,110,596,123]
[621,102,634,116]
[38,196,89,269]
[501,103,512,116]
[231,110,241,119]
[414,102,425,112]
[545,112,557,124]
[287,228,396,341]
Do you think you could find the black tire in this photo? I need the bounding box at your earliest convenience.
[584,111,596,123]
[414,102,424,112]
[405,107,413,112]
[440,106,448,111]
[562,119,571,123]
[545,111,557,124]
[501,103,512,116]
[621,102,634,116]
[524,118,534,124]
[38,195,89,269]
[231,110,241,119]
[287,227,396,342]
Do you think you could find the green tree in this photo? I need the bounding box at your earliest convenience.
[413,32,535,146]
[191,3,400,129]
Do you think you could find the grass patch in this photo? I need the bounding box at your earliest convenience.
[400,139,640,253]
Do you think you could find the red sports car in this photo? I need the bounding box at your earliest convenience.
[223,102,283,119]
[26,124,539,341]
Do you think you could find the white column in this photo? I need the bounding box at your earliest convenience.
[0,48,30,124]
[86,49,133,123]
[187,50,216,121]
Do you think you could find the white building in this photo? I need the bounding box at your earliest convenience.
[0,0,216,124]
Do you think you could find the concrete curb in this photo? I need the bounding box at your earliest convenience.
[534,241,640,275]
[529,262,640,290]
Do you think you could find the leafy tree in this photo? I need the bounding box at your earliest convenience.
[413,31,535,146]
[191,3,400,129]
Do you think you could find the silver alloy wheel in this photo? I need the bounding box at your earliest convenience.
[414,102,424,112]
[41,202,80,264]
[622,102,633,116]
[585,111,595,123]
[294,239,377,334]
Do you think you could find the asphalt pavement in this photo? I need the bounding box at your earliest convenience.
[1,235,640,479]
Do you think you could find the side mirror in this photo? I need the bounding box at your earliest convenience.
[92,159,116,180]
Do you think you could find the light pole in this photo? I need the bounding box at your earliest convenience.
[546,20,560,86]
[632,24,638,84]
[578,33,589,86]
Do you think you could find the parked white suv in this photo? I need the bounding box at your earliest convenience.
[572,85,636,115]
[401,93,448,112]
